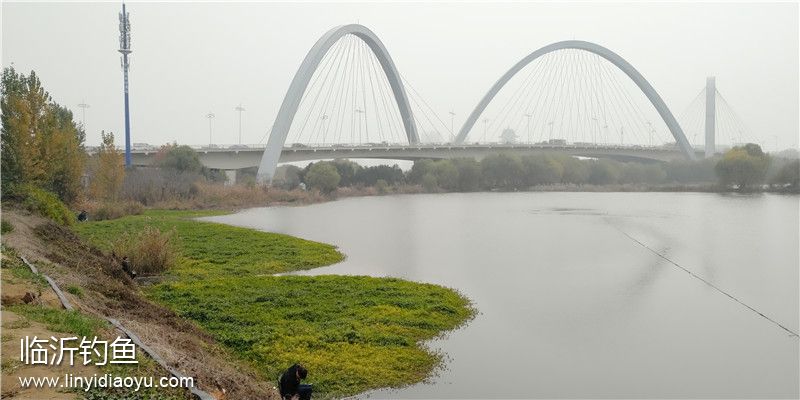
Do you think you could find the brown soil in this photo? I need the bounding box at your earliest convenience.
[1,310,104,399]
[1,208,280,400]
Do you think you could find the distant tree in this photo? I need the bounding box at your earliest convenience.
[305,162,341,193]
[274,164,302,190]
[588,160,621,185]
[1,67,85,203]
[619,162,667,185]
[155,144,204,174]
[421,173,439,192]
[481,153,525,190]
[500,128,518,144]
[664,158,717,184]
[771,159,799,190]
[355,164,404,186]
[452,158,482,191]
[408,159,436,184]
[433,160,459,191]
[715,144,770,189]
[557,155,590,184]
[332,159,362,187]
[90,131,125,200]
[522,154,563,185]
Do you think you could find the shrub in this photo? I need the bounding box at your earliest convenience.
[91,201,144,221]
[375,179,390,194]
[111,227,179,274]
[305,162,341,194]
[1,219,13,234]
[20,185,75,225]
[65,285,84,299]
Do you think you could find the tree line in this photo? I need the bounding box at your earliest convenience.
[275,147,798,194]
[2,65,798,225]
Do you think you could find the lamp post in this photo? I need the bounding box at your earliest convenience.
[235,104,245,145]
[320,114,329,146]
[355,108,365,144]
[524,113,532,143]
[206,112,215,148]
[483,118,489,142]
[78,101,90,129]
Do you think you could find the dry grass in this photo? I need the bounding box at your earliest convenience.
[151,182,326,210]
[2,209,277,399]
[110,226,179,274]
[79,199,145,221]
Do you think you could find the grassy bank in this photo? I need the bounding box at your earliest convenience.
[75,210,474,398]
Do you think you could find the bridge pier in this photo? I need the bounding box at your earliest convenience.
[705,76,716,158]
[224,169,237,186]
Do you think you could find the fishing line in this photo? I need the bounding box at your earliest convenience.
[614,226,799,338]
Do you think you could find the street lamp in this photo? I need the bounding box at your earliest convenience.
[235,104,246,145]
[355,108,365,144]
[483,118,489,142]
[321,114,329,146]
[78,101,90,130]
[206,112,215,148]
[524,113,532,143]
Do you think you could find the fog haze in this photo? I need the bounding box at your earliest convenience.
[2,2,797,150]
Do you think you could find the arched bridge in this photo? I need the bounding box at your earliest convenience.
[453,40,695,161]
[242,25,698,182]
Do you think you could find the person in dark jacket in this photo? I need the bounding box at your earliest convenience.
[278,363,310,400]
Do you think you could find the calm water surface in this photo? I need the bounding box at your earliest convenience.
[206,192,799,398]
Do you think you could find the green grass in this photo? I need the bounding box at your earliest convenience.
[75,210,342,279]
[75,210,475,397]
[7,304,108,338]
[1,245,48,288]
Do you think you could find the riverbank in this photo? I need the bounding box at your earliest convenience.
[74,210,475,398]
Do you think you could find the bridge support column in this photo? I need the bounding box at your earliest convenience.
[705,76,716,158]
[224,169,237,186]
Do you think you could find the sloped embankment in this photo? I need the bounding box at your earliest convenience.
[2,209,279,399]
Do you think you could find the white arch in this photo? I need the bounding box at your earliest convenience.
[257,24,419,181]
[454,40,696,160]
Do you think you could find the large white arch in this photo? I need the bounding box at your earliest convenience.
[454,40,696,160]
[257,24,419,181]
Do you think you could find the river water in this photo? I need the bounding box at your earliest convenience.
[206,192,799,398]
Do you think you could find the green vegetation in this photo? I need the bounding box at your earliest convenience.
[1,67,85,204]
[8,304,108,338]
[66,284,85,298]
[76,210,474,397]
[1,219,13,234]
[76,210,342,278]
[111,226,179,274]
[1,246,47,288]
[20,184,76,225]
[89,130,125,201]
[150,275,471,397]
[715,143,770,190]
[305,162,341,193]
[299,153,722,195]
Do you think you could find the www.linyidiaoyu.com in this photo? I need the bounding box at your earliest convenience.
[18,373,195,392]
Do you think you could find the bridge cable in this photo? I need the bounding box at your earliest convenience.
[311,37,350,145]
[296,37,346,144]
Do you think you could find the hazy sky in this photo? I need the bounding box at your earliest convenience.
[2,1,798,150]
